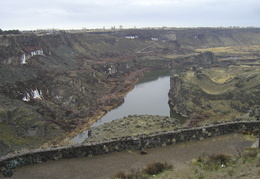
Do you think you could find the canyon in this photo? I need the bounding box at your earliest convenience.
[0,28,260,158]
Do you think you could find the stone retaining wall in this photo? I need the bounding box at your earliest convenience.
[0,121,259,171]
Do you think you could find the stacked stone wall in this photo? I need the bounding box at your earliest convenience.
[1,121,259,170]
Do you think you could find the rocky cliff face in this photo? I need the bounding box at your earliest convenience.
[168,65,260,124]
[115,28,260,49]
[168,52,217,116]
[0,28,259,156]
[168,75,189,116]
[0,31,179,155]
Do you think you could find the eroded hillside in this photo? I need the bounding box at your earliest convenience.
[0,28,260,156]
[168,64,260,125]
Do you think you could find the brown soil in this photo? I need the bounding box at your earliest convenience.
[5,133,254,179]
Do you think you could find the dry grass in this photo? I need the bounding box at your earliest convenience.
[189,148,260,179]
[243,147,258,158]
[85,115,180,143]
[162,53,198,59]
[111,161,173,179]
[143,161,173,175]
[195,45,260,54]
[195,153,232,170]
[112,170,145,179]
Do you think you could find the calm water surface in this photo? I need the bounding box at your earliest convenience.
[71,69,186,144]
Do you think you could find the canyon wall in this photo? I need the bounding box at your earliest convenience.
[168,66,260,123]
[0,28,259,156]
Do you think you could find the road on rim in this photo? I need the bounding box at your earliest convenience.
[4,133,253,179]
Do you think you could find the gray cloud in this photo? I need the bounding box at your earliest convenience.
[1,0,259,30]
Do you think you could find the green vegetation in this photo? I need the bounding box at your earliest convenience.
[193,153,232,170]
[0,102,62,156]
[189,148,260,179]
[0,29,20,35]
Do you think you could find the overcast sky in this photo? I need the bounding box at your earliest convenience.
[1,0,259,30]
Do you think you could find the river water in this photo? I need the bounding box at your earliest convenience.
[71,69,186,144]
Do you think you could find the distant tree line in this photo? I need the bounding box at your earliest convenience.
[0,29,20,35]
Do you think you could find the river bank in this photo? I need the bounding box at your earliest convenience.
[44,68,152,147]
[70,68,184,144]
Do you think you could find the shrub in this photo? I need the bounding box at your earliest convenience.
[111,161,173,178]
[252,129,260,135]
[196,153,231,170]
[189,112,205,121]
[111,169,146,179]
[143,161,173,175]
[112,171,132,179]
[212,154,232,164]
[240,130,252,135]
[243,148,258,158]
[135,125,141,128]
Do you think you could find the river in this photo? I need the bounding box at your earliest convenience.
[71,69,186,144]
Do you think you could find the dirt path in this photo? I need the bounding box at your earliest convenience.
[135,43,157,53]
[5,133,253,179]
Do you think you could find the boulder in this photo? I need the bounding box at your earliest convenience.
[3,168,14,177]
[140,148,147,155]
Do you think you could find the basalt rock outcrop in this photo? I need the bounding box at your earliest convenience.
[168,65,260,123]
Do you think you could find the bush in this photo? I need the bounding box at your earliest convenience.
[243,148,258,158]
[111,161,173,178]
[144,161,173,175]
[252,129,260,135]
[111,169,146,179]
[112,171,132,179]
[196,153,231,170]
[240,130,252,135]
[212,154,232,164]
